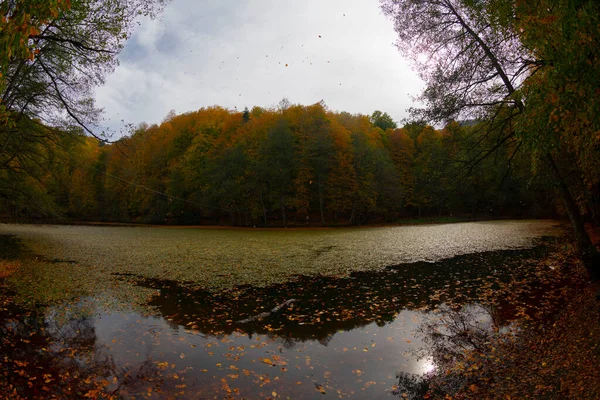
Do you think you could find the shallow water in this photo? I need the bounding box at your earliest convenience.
[0,221,563,398]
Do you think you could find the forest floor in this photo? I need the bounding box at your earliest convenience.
[418,225,600,399]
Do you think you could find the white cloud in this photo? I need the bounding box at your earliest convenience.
[94,0,423,137]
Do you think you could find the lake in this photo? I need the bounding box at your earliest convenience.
[0,220,563,398]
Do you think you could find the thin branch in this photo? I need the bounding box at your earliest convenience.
[33,34,116,54]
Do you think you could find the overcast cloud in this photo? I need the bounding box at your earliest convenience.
[94,0,423,137]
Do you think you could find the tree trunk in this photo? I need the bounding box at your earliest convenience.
[573,163,599,224]
[280,193,287,228]
[546,153,600,281]
[349,201,356,225]
[260,192,267,226]
[318,182,326,226]
[591,184,600,225]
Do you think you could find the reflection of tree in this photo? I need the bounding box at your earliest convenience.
[114,357,165,397]
[421,304,497,366]
[46,311,98,352]
[388,303,501,398]
[392,372,429,400]
[317,334,334,347]
[392,302,523,398]
[0,292,115,398]
[390,242,585,399]
[121,245,548,348]
[0,289,190,398]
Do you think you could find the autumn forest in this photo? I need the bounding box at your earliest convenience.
[2,0,600,398]
[3,103,564,227]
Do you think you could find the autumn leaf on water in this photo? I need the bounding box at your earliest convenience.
[315,384,326,394]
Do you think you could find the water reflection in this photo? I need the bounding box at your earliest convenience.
[0,243,558,398]
[117,244,549,343]
[0,293,117,398]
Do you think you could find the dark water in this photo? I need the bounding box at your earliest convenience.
[0,235,554,399]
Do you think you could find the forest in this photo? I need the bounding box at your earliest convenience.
[0,103,561,226]
[1,0,599,233]
[1,1,600,398]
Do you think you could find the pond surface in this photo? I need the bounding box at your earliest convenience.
[0,221,563,398]
[0,220,561,289]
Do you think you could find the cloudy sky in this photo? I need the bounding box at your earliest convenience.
[94,0,423,137]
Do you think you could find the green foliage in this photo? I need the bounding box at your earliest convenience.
[5,103,553,225]
[370,110,397,131]
[242,107,251,123]
[380,1,600,279]
[0,0,167,218]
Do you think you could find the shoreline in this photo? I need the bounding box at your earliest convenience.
[0,216,563,231]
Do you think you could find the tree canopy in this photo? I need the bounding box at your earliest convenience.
[0,0,167,208]
[1,0,167,134]
[0,103,555,226]
[380,0,600,280]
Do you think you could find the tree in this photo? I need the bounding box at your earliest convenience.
[347,116,398,224]
[370,110,397,131]
[325,118,356,222]
[2,0,167,136]
[514,0,600,260]
[242,107,251,123]
[389,128,416,211]
[413,126,448,217]
[0,0,167,211]
[258,117,295,227]
[289,103,334,226]
[0,1,70,99]
[380,0,600,280]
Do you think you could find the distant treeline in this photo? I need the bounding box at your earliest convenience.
[1,103,560,226]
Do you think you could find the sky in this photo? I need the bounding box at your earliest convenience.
[94,0,423,137]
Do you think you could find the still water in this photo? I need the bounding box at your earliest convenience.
[0,221,562,398]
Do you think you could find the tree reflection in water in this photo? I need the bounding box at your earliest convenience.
[391,265,584,399]
[0,294,113,398]
[1,238,577,398]
[390,303,503,399]
[0,292,181,399]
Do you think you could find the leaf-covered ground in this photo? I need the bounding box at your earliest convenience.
[0,222,597,399]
